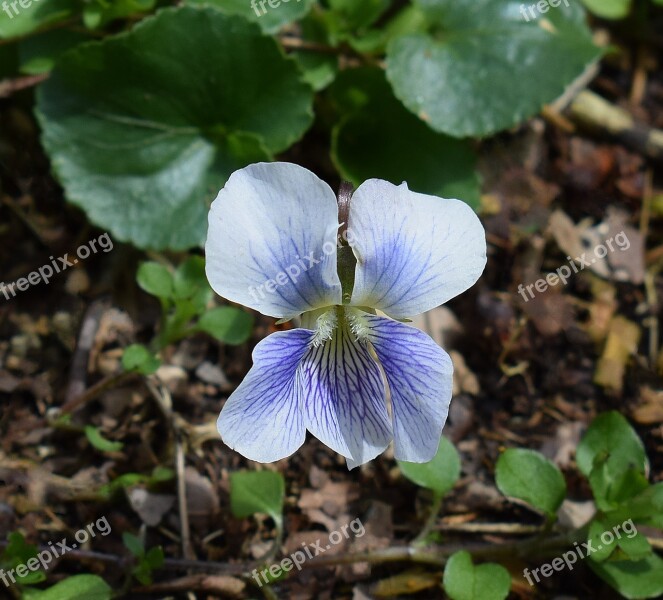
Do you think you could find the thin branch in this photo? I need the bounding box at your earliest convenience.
[278,36,341,55]
[0,74,48,98]
[59,370,137,414]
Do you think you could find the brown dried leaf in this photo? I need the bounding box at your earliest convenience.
[372,570,440,597]
[521,293,574,336]
[594,316,641,393]
[127,488,175,526]
[632,387,663,425]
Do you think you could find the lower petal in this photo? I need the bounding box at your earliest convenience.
[217,329,314,462]
[360,314,453,463]
[298,311,392,469]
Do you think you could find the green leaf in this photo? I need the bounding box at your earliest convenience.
[443,551,511,600]
[173,256,207,299]
[291,12,339,90]
[495,448,566,517]
[616,528,652,561]
[84,425,124,453]
[197,306,254,345]
[99,472,147,498]
[624,483,663,528]
[82,0,155,29]
[137,262,174,300]
[145,546,165,568]
[1,532,46,584]
[173,255,213,314]
[589,461,649,511]
[3,531,38,564]
[386,0,601,137]
[19,30,90,75]
[230,470,285,526]
[21,575,112,600]
[327,0,392,31]
[397,435,461,496]
[150,466,175,483]
[330,67,480,208]
[294,47,338,91]
[36,7,313,250]
[122,532,145,558]
[186,0,314,34]
[122,344,161,375]
[576,412,648,510]
[589,552,663,600]
[580,0,632,19]
[587,516,651,562]
[0,0,77,40]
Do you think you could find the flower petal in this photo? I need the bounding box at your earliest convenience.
[206,162,342,318]
[217,329,314,462]
[361,314,453,463]
[347,179,486,318]
[298,311,392,469]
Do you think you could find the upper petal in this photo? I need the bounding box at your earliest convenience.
[359,313,453,463]
[298,309,392,469]
[217,328,314,462]
[205,162,342,319]
[347,179,486,318]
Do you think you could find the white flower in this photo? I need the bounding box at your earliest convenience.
[205,162,486,468]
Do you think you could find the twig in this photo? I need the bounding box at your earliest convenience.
[59,370,136,414]
[0,74,48,98]
[278,36,340,55]
[65,299,109,404]
[176,434,196,561]
[549,60,601,113]
[132,574,244,598]
[145,378,194,562]
[413,492,444,545]
[569,90,663,161]
[0,196,48,246]
[436,522,544,535]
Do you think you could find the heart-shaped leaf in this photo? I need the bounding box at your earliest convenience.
[495,448,566,517]
[589,552,663,600]
[230,470,285,527]
[331,67,480,208]
[36,7,314,250]
[386,0,601,137]
[444,551,511,600]
[580,0,632,19]
[398,435,461,496]
[0,0,76,40]
[576,412,648,510]
[197,306,254,345]
[22,575,112,600]
[186,0,314,34]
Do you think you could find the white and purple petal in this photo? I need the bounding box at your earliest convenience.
[217,329,314,462]
[298,310,392,469]
[360,313,453,463]
[347,179,486,319]
[206,162,342,319]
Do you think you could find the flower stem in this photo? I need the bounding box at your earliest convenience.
[412,491,444,546]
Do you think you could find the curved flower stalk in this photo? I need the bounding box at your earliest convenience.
[205,162,486,469]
